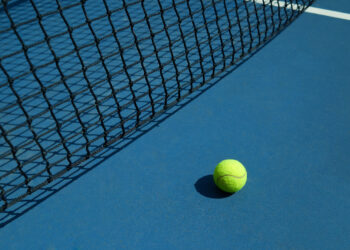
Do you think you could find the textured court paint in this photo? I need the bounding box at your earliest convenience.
[0,2,349,250]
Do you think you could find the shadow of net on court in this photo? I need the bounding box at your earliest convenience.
[0,0,314,218]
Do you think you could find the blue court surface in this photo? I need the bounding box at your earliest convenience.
[0,0,349,249]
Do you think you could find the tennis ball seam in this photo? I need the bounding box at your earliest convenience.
[216,173,246,183]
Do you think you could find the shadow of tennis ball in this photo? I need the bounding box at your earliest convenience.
[195,175,233,199]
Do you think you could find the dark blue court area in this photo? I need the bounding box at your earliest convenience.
[0,0,349,249]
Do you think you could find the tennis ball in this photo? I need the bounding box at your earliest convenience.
[213,159,247,193]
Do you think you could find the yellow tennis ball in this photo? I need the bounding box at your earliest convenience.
[213,159,247,193]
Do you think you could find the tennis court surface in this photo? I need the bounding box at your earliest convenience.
[1,0,349,249]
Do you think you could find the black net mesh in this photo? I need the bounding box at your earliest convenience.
[0,0,313,211]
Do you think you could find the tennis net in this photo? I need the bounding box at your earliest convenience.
[0,0,313,211]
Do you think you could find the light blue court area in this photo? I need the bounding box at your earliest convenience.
[0,0,350,249]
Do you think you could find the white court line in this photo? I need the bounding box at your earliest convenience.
[307,6,350,21]
[251,0,350,21]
